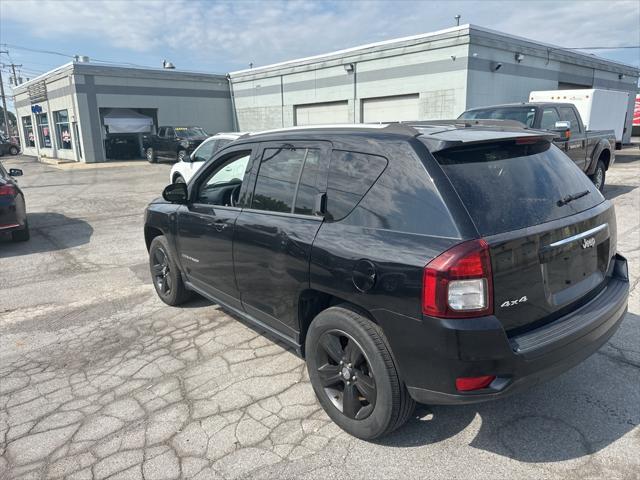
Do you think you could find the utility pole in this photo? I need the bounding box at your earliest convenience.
[9,63,22,85]
[0,49,22,136]
[0,70,10,135]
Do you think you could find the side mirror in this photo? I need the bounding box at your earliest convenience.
[553,120,571,140]
[184,153,192,162]
[162,182,188,204]
[9,168,23,177]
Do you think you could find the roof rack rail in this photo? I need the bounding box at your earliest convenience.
[380,122,421,136]
[403,119,528,129]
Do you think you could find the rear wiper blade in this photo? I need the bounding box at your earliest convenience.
[557,190,590,206]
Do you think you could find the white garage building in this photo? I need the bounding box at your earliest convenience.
[229,24,639,143]
[13,62,233,163]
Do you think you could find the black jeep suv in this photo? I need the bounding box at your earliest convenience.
[144,123,628,439]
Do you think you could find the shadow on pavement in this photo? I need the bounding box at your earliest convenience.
[604,184,637,200]
[0,212,93,257]
[614,152,640,164]
[375,311,639,463]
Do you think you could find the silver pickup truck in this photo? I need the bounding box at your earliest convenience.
[459,103,616,191]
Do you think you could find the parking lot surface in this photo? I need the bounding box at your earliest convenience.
[1,151,638,479]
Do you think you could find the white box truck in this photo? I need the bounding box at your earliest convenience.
[529,89,629,146]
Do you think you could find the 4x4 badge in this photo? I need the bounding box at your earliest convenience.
[581,237,596,249]
[501,296,528,308]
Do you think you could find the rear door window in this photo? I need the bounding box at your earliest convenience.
[252,147,308,213]
[558,107,582,132]
[326,150,387,221]
[540,108,560,129]
[432,140,603,236]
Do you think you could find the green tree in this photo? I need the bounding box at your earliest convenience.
[0,107,17,135]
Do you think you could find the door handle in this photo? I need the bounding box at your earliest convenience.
[208,220,227,232]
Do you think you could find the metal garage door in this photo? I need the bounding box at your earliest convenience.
[295,101,349,126]
[361,94,420,123]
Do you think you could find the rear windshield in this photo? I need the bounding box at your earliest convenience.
[459,107,537,128]
[433,140,604,236]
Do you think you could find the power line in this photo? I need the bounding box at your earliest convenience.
[1,43,156,69]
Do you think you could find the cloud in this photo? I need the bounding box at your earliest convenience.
[2,0,639,70]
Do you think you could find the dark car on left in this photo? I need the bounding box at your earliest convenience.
[0,162,29,242]
[0,133,20,156]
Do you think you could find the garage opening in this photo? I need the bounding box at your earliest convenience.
[295,101,349,126]
[101,108,156,160]
[361,94,419,123]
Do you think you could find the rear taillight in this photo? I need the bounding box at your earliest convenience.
[422,239,493,318]
[0,184,16,196]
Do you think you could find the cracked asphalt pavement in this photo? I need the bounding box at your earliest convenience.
[0,150,638,479]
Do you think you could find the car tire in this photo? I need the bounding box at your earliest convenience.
[177,150,187,162]
[590,160,606,192]
[174,174,186,184]
[305,306,415,440]
[11,221,30,242]
[9,146,19,155]
[146,147,157,163]
[149,235,191,306]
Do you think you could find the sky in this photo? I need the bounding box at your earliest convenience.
[1,0,639,103]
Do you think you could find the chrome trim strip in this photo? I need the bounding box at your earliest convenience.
[549,223,608,248]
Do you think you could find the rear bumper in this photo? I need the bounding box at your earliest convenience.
[0,198,24,232]
[377,254,629,405]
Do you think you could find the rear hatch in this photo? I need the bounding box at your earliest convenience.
[431,137,616,332]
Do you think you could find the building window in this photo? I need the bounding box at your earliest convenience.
[54,110,72,150]
[36,113,51,148]
[22,116,35,147]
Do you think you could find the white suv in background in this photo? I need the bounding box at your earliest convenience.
[169,132,244,184]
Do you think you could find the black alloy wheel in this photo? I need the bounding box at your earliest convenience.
[9,146,19,155]
[148,235,191,306]
[152,246,172,296]
[315,330,377,420]
[306,306,415,439]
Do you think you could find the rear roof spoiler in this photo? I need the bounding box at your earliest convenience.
[420,131,556,153]
[405,119,528,129]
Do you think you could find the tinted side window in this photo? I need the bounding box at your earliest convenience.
[252,148,306,213]
[540,108,560,129]
[559,107,582,133]
[166,127,175,137]
[157,127,166,137]
[327,150,387,221]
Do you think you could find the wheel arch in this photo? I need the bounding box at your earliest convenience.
[144,225,164,251]
[586,140,612,175]
[297,288,378,357]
